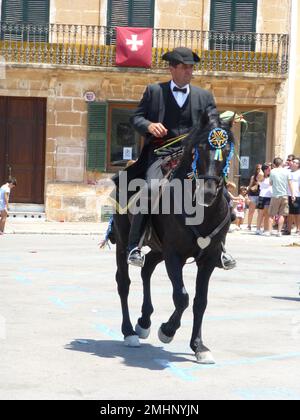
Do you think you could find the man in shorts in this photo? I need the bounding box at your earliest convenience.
[268,158,295,236]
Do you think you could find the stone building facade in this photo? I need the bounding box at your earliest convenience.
[0,0,293,221]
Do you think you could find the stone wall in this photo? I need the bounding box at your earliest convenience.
[50,0,101,25]
[46,0,292,34]
[46,178,114,222]
[0,64,288,221]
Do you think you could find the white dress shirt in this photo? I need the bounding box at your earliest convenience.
[170,80,190,108]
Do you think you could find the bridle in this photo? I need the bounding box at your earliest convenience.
[193,175,224,208]
[191,126,235,208]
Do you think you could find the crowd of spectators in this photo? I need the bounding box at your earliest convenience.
[227,155,300,236]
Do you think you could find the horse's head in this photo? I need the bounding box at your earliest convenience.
[178,113,235,207]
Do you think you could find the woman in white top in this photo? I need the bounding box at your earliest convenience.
[256,164,272,235]
[0,178,17,234]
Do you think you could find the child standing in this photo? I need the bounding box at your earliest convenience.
[234,186,249,230]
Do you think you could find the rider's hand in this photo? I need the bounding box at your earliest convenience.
[148,123,168,138]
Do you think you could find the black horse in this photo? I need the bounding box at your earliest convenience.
[112,115,235,364]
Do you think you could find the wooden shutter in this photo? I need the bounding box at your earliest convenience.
[1,0,49,41]
[25,0,50,25]
[87,103,107,172]
[210,0,233,32]
[107,0,130,27]
[1,0,24,40]
[1,0,23,23]
[210,0,257,50]
[210,0,257,32]
[107,0,154,43]
[130,0,155,27]
[233,0,257,33]
[1,0,49,23]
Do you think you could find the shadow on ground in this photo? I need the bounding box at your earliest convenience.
[66,339,193,371]
[272,296,300,303]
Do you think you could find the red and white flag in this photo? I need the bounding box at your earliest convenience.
[116,27,153,68]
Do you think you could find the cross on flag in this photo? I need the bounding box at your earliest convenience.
[116,27,153,68]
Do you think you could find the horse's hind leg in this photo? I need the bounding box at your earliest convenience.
[158,253,189,343]
[135,251,163,339]
[116,244,140,347]
[190,261,216,364]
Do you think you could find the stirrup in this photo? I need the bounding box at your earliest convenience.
[221,252,236,270]
[127,247,145,268]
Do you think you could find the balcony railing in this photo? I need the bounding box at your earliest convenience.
[0,23,289,75]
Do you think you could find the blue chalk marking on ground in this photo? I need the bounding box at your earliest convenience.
[234,387,300,400]
[94,324,123,341]
[154,359,197,382]
[187,352,300,373]
[14,275,32,285]
[48,296,69,309]
[154,351,300,382]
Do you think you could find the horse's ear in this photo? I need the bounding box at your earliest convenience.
[208,107,220,128]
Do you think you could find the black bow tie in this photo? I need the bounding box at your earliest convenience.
[173,86,187,94]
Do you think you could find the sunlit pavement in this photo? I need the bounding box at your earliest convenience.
[0,225,299,400]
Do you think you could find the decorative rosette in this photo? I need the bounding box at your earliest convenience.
[208,128,229,161]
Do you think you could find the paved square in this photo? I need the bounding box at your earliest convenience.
[0,231,299,400]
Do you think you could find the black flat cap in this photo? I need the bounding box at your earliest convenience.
[162,47,200,65]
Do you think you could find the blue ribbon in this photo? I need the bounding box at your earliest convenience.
[192,146,200,175]
[223,142,235,178]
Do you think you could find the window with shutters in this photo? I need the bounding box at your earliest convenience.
[210,0,257,51]
[87,102,107,172]
[106,0,155,44]
[1,0,50,41]
[108,103,141,169]
[87,102,143,172]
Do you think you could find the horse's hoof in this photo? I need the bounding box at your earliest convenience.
[158,327,174,344]
[195,350,215,364]
[135,323,151,339]
[124,335,141,347]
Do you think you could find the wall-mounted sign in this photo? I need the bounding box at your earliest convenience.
[240,156,250,170]
[84,91,96,102]
[123,147,133,160]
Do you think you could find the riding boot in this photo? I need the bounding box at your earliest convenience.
[220,242,236,270]
[127,212,149,267]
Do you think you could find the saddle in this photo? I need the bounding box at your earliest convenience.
[108,146,184,252]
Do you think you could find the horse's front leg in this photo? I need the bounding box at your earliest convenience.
[190,260,216,364]
[136,251,164,339]
[158,253,189,343]
[115,244,140,347]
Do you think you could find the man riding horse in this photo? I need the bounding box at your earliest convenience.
[124,47,236,269]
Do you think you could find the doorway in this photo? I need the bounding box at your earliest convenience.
[228,108,273,188]
[0,96,46,204]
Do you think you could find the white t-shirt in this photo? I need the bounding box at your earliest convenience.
[288,170,300,197]
[0,184,10,211]
[259,177,272,198]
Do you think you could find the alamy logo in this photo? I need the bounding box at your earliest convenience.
[0,314,6,340]
[109,172,206,225]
